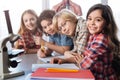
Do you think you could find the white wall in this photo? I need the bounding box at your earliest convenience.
[0,0,42,40]
[0,0,120,40]
[108,1,120,40]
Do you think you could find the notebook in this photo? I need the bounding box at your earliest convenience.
[32,64,79,72]
[31,68,95,80]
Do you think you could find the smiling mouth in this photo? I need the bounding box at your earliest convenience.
[28,25,34,28]
[90,27,96,30]
[90,28,94,30]
[65,30,69,34]
[49,30,55,34]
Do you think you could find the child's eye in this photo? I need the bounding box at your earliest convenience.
[58,21,67,31]
[43,26,47,29]
[24,19,28,23]
[47,21,52,26]
[96,18,100,21]
[48,22,52,26]
[58,26,62,31]
[30,18,35,21]
[62,21,66,27]
[87,18,92,21]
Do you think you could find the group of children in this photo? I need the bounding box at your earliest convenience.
[14,3,119,80]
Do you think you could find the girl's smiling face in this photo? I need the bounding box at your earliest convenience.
[57,17,76,37]
[23,13,37,31]
[41,20,56,35]
[86,9,106,35]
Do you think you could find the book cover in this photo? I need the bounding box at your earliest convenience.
[31,68,95,80]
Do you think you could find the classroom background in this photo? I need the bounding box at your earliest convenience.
[0,0,120,40]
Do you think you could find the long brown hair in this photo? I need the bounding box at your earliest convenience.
[18,9,40,35]
[86,4,119,49]
[15,9,40,48]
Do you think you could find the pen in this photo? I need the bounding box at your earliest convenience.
[45,68,79,72]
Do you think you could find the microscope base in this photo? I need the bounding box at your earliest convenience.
[0,71,24,79]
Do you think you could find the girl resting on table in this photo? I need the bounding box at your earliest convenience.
[51,4,119,80]
[14,9,42,54]
[51,9,89,62]
[37,9,74,58]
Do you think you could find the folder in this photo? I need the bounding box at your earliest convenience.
[31,68,95,80]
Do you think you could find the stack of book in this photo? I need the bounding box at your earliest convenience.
[30,64,95,80]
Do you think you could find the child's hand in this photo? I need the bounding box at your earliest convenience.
[34,36,41,45]
[64,51,75,58]
[37,48,47,58]
[50,57,64,64]
[74,54,84,68]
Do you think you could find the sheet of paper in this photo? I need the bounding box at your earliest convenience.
[8,49,24,55]
[32,64,79,72]
[38,55,64,63]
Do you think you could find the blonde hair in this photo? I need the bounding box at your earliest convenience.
[52,9,78,31]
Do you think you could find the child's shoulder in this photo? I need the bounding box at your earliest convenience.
[94,33,108,41]
[77,17,85,21]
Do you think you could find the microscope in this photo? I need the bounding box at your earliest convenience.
[0,10,24,79]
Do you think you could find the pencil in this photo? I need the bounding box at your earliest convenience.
[41,42,45,52]
[45,68,79,72]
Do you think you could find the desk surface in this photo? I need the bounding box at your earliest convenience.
[6,54,95,80]
[6,54,42,80]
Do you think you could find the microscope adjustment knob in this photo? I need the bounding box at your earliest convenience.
[10,60,19,68]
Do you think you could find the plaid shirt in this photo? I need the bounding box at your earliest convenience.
[80,33,117,80]
[17,29,42,49]
[72,17,89,54]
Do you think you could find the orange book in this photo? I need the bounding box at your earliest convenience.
[31,68,95,80]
